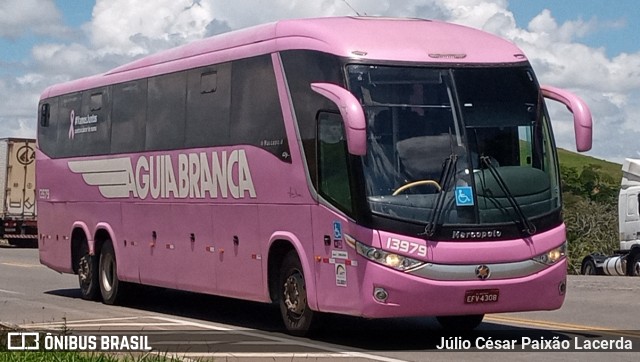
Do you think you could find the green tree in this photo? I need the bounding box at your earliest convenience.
[561,163,618,273]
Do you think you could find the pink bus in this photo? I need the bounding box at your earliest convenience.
[37,17,592,335]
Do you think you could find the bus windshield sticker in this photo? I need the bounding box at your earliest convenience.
[69,110,98,140]
[455,186,474,206]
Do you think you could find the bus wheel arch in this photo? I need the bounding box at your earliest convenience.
[93,228,112,256]
[267,237,319,336]
[267,240,294,303]
[267,237,318,309]
[278,249,318,336]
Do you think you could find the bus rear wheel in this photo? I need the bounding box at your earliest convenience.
[279,251,316,336]
[78,242,99,300]
[99,240,125,305]
[436,314,484,332]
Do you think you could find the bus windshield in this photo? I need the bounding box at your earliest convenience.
[347,65,560,233]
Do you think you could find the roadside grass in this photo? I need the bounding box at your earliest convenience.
[0,351,183,362]
[0,328,185,362]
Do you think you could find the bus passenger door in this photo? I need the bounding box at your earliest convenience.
[311,207,362,314]
[311,112,362,314]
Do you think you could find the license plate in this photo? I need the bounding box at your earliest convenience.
[464,289,499,304]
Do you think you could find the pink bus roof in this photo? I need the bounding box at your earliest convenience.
[41,16,527,98]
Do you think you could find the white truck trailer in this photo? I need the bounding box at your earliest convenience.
[581,158,640,276]
[0,138,37,247]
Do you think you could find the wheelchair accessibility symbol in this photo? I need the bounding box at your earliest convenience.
[333,221,343,240]
[455,186,474,206]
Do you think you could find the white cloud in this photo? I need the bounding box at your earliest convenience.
[1,0,639,163]
[90,0,216,57]
[0,0,68,38]
[498,9,640,163]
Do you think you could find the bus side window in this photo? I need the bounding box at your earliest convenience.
[185,64,231,149]
[147,72,187,151]
[77,88,111,156]
[200,71,217,93]
[317,112,352,213]
[38,98,60,157]
[40,103,50,127]
[90,92,103,111]
[112,80,147,154]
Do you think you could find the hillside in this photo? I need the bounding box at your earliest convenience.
[557,148,622,180]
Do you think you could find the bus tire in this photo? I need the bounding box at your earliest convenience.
[279,251,316,336]
[78,242,99,300]
[99,240,124,305]
[436,314,484,332]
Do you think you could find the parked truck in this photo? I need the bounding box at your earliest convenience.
[581,158,640,276]
[0,138,37,247]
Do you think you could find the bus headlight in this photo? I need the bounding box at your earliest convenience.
[350,235,425,272]
[532,242,567,265]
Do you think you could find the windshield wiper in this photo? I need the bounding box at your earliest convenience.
[480,156,536,235]
[423,153,457,237]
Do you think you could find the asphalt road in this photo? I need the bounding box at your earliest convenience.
[1,246,639,361]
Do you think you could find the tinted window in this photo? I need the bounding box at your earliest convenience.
[37,98,59,157]
[73,88,111,156]
[111,80,147,153]
[230,56,289,161]
[280,50,343,183]
[56,93,82,158]
[318,112,352,212]
[39,55,290,160]
[185,64,232,148]
[146,72,187,151]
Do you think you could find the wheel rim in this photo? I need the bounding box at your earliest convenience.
[283,271,306,318]
[101,255,115,293]
[79,256,90,287]
[633,259,640,276]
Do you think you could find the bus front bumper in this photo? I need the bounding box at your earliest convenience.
[357,258,567,318]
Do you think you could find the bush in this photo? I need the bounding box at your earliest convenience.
[563,194,618,274]
[560,163,619,274]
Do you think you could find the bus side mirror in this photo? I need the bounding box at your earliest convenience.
[311,83,366,156]
[541,85,592,152]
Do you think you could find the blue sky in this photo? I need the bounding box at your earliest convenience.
[1,0,640,163]
[55,0,94,26]
[509,0,638,57]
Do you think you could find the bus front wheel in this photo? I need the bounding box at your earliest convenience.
[279,251,316,336]
[99,240,124,305]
